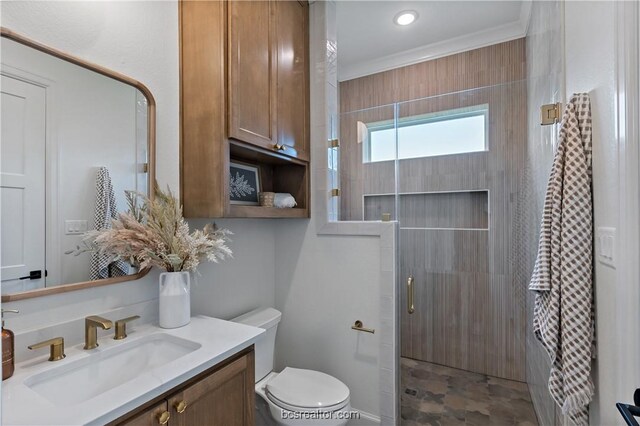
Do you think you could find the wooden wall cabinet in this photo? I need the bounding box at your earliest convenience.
[228,1,277,150]
[181,0,310,219]
[114,349,254,426]
[275,0,309,161]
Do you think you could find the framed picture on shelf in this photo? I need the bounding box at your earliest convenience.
[229,161,261,205]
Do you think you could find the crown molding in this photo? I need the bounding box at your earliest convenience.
[338,0,532,82]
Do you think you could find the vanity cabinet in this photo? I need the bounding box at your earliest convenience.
[114,348,254,426]
[180,0,310,219]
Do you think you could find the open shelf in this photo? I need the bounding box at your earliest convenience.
[227,141,310,219]
[229,205,309,218]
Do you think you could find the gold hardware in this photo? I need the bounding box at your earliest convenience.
[407,276,415,314]
[114,315,140,340]
[330,188,341,197]
[174,400,188,414]
[540,102,562,125]
[142,163,149,173]
[351,320,375,334]
[84,315,113,350]
[157,411,170,425]
[382,213,391,222]
[28,337,66,361]
[273,143,286,151]
[329,138,340,148]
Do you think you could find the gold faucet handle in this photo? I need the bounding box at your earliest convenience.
[114,315,140,340]
[28,337,66,361]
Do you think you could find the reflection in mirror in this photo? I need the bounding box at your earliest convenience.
[1,34,152,296]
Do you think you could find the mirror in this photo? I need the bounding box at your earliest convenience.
[0,28,155,301]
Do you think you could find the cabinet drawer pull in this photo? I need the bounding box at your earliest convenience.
[174,400,188,414]
[157,411,170,425]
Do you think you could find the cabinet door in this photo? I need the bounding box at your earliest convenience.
[118,401,169,426]
[168,352,255,426]
[180,0,227,218]
[276,0,310,161]
[228,0,277,151]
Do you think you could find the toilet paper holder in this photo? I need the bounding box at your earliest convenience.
[351,320,375,334]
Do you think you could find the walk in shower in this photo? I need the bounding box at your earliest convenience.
[332,79,538,424]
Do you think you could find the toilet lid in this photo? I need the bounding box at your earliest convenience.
[265,367,350,410]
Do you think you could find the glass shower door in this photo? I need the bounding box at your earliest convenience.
[337,104,397,222]
[397,82,527,381]
[336,81,527,380]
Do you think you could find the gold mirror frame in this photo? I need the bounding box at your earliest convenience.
[0,28,156,302]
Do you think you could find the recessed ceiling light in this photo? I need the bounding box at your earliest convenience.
[394,10,418,26]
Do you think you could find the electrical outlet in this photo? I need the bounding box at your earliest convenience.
[596,227,616,268]
[65,220,88,235]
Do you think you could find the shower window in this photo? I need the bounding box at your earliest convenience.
[363,104,489,163]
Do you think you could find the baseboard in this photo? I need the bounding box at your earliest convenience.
[348,409,381,425]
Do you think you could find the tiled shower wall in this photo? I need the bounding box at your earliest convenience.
[519,1,566,425]
[338,41,528,382]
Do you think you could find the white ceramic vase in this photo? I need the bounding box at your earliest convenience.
[159,271,191,329]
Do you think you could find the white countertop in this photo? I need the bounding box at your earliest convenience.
[2,315,265,426]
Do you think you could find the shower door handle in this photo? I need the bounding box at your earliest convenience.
[407,276,415,314]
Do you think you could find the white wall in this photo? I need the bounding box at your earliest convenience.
[190,219,275,321]
[272,2,393,423]
[564,2,639,425]
[274,221,382,420]
[565,2,616,425]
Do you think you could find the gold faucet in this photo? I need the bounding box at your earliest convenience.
[84,316,112,350]
[28,337,66,361]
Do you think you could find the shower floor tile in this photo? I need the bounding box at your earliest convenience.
[401,358,538,426]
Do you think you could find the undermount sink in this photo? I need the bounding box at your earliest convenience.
[24,333,201,406]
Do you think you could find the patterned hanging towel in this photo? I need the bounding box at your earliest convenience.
[89,167,129,280]
[530,93,595,426]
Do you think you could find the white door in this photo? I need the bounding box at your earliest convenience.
[1,75,46,293]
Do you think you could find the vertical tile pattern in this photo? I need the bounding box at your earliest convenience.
[520,1,566,425]
[364,192,489,229]
[338,41,528,382]
[340,39,526,113]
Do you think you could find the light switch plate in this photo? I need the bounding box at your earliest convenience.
[65,220,88,235]
[596,227,616,268]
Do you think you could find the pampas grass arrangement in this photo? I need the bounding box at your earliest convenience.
[74,186,232,272]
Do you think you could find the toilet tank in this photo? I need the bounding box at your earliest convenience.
[231,308,281,382]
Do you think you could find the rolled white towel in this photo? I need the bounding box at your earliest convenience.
[274,193,297,208]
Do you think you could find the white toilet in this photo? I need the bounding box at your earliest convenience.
[232,308,352,426]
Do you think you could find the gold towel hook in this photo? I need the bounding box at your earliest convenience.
[540,103,562,125]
